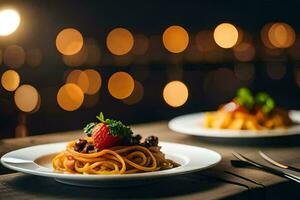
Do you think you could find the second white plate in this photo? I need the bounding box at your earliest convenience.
[168,110,300,138]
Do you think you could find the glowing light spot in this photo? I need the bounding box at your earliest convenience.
[108,72,134,99]
[106,28,134,55]
[268,23,295,48]
[84,69,101,95]
[14,84,39,112]
[66,70,89,93]
[123,80,144,105]
[0,9,20,36]
[162,25,189,53]
[56,28,84,55]
[26,48,42,67]
[1,70,20,91]
[163,81,188,107]
[213,23,238,48]
[4,45,25,68]
[57,83,84,111]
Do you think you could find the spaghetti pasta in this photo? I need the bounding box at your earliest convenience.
[52,140,178,174]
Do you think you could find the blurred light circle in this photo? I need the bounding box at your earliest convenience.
[162,25,189,53]
[234,63,255,81]
[233,42,255,62]
[4,45,25,68]
[106,28,134,55]
[1,69,20,91]
[57,83,84,111]
[14,84,39,112]
[132,34,149,55]
[163,81,188,107]
[56,28,84,55]
[66,70,89,93]
[84,69,101,95]
[213,23,238,48]
[108,71,134,99]
[123,80,144,105]
[268,23,295,48]
[0,9,20,36]
[26,48,42,67]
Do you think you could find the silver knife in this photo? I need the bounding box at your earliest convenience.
[259,151,300,173]
[232,152,300,184]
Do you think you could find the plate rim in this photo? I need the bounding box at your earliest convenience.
[1,141,221,180]
[168,110,300,138]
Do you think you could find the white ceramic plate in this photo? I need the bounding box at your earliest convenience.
[1,142,221,187]
[169,110,300,138]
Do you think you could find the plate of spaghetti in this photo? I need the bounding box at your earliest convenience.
[1,113,221,187]
[169,88,300,138]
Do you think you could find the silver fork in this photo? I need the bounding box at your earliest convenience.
[259,151,300,173]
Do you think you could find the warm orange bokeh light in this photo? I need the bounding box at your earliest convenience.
[162,25,189,53]
[163,81,188,107]
[14,84,39,112]
[4,45,25,68]
[84,69,102,95]
[57,83,84,111]
[106,28,134,55]
[1,70,20,91]
[0,9,20,36]
[66,70,89,93]
[213,23,238,48]
[268,23,295,48]
[108,71,134,99]
[56,28,84,55]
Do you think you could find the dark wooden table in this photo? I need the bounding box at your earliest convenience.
[1,121,300,199]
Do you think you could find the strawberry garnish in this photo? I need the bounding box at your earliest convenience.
[83,112,133,150]
[92,123,122,149]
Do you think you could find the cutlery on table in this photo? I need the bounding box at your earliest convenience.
[259,151,300,173]
[232,152,300,184]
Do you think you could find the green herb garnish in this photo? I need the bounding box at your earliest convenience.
[96,112,133,138]
[83,122,97,137]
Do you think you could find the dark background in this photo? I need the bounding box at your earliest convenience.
[0,0,300,138]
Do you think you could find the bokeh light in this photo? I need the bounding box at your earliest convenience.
[163,81,188,107]
[56,28,84,55]
[4,45,25,68]
[66,70,89,93]
[84,69,102,95]
[123,80,144,105]
[14,84,39,112]
[233,42,255,61]
[268,23,295,48]
[0,9,20,36]
[213,23,238,48]
[106,28,134,55]
[162,25,189,53]
[108,71,134,99]
[57,83,84,111]
[26,48,43,67]
[1,70,20,91]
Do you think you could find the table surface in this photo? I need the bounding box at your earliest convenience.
[1,121,300,200]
